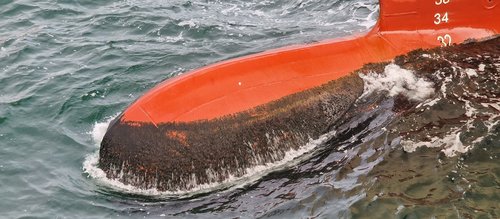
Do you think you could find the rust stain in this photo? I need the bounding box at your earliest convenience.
[166,131,189,146]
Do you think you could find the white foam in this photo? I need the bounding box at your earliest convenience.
[83,117,334,197]
[156,31,184,43]
[422,97,441,107]
[359,64,435,101]
[401,131,470,157]
[91,116,116,144]
[416,96,441,109]
[440,75,453,98]
[352,1,379,29]
[463,98,477,117]
[178,20,197,28]
[478,64,486,71]
[402,61,500,158]
[440,132,469,157]
[465,68,477,77]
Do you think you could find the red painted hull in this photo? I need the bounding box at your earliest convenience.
[120,0,499,125]
[99,0,500,191]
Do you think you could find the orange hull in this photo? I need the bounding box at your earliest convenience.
[120,0,499,124]
[99,0,499,192]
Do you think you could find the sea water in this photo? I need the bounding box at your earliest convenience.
[1,0,498,218]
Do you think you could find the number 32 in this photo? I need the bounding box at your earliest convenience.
[437,34,452,47]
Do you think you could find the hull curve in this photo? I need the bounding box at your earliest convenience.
[99,0,500,192]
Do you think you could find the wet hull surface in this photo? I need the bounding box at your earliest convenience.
[98,0,500,198]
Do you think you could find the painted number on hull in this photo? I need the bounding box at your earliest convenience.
[437,34,452,47]
[434,12,449,24]
[435,0,450,5]
[435,0,451,47]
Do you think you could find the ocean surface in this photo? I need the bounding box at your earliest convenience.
[0,0,498,218]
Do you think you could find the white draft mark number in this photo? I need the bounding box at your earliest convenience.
[437,34,452,47]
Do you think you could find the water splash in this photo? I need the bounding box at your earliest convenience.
[359,64,435,101]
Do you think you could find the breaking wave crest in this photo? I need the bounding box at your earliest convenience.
[359,64,435,101]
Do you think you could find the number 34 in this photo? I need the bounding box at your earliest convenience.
[434,12,449,25]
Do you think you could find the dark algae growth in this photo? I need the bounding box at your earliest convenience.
[100,36,500,204]
[100,74,364,191]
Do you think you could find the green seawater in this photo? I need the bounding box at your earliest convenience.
[1,0,498,218]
